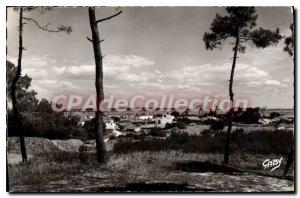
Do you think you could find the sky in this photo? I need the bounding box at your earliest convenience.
[6,7,294,109]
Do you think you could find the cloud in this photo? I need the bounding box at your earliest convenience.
[6,56,18,65]
[51,55,154,78]
[22,68,48,79]
[7,54,156,98]
[265,80,281,86]
[156,63,281,91]
[154,70,162,74]
[6,53,291,104]
[66,65,94,75]
[50,61,287,97]
[53,66,66,74]
[283,78,291,83]
[104,55,154,67]
[53,65,94,75]
[104,65,130,76]
[35,79,78,90]
[8,55,53,67]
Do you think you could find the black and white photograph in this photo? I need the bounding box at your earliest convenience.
[5,4,295,193]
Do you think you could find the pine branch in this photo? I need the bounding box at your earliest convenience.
[96,10,122,23]
[23,17,72,34]
[87,37,93,42]
[87,37,104,43]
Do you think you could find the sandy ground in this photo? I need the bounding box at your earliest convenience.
[7,153,34,165]
[9,168,294,192]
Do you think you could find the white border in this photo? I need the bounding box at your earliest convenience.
[1,1,298,197]
[3,0,296,7]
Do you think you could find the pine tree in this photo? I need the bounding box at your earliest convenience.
[87,7,122,164]
[203,7,282,164]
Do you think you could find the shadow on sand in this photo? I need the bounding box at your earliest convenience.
[176,161,242,175]
[89,182,215,192]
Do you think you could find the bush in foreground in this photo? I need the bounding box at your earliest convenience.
[113,129,293,155]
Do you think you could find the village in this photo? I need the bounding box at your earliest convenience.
[63,108,294,140]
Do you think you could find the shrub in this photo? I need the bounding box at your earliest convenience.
[111,116,121,122]
[176,121,186,129]
[7,110,87,140]
[232,107,261,124]
[269,112,281,119]
[149,128,167,137]
[209,120,225,131]
[113,129,293,155]
[164,121,187,130]
[171,111,180,118]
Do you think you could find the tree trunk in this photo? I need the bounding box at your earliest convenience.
[10,7,27,162]
[283,146,294,176]
[88,7,107,164]
[283,7,295,176]
[223,35,239,165]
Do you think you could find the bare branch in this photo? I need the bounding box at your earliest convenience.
[22,17,72,34]
[87,37,93,42]
[96,10,122,23]
[87,37,104,43]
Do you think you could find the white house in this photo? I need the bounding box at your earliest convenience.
[78,121,86,126]
[200,116,219,122]
[112,129,122,137]
[139,115,154,120]
[185,116,201,121]
[155,114,175,128]
[259,118,280,125]
[106,120,117,130]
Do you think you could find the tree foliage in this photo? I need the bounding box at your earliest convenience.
[203,7,282,164]
[283,23,294,56]
[7,61,85,140]
[203,7,282,52]
[231,107,261,124]
[13,7,73,34]
[9,7,73,162]
[7,61,39,112]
